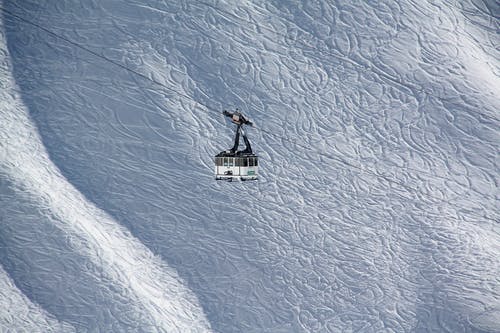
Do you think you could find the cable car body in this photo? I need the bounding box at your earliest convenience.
[215,152,258,181]
[215,110,258,181]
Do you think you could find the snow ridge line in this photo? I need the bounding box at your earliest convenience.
[0,264,76,332]
[0,17,212,333]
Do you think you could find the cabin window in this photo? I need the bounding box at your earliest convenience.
[223,157,228,166]
[247,157,258,167]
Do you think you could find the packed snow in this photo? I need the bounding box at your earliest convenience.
[1,0,499,332]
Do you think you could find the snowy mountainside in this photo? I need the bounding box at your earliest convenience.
[1,0,499,332]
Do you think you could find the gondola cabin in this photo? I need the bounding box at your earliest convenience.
[215,152,258,181]
[215,109,258,181]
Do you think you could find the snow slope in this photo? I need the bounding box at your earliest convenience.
[0,9,211,333]
[1,0,499,332]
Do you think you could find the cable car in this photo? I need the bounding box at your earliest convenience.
[215,110,258,181]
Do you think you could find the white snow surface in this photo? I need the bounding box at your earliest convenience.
[0,0,499,332]
[0,8,211,333]
[0,264,75,333]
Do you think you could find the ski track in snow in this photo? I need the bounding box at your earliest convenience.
[1,0,500,332]
[0,264,75,333]
[0,11,212,333]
